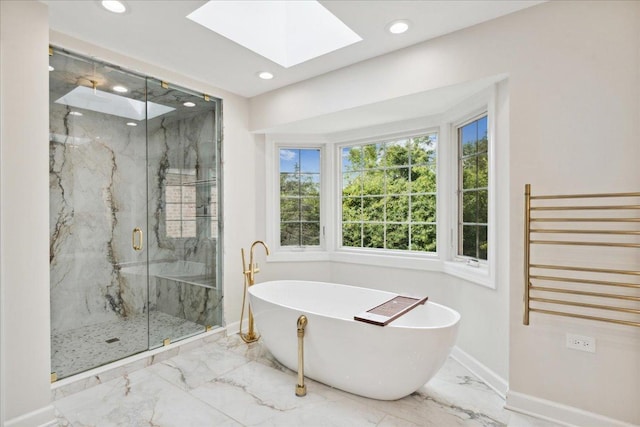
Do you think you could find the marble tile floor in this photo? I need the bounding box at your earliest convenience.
[53,334,562,427]
[52,311,208,379]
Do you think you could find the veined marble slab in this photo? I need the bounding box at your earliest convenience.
[54,335,563,427]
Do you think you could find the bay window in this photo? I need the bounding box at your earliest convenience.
[266,87,496,287]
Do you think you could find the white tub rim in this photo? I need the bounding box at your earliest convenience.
[249,279,461,330]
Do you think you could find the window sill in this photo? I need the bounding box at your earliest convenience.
[442,261,495,289]
[266,249,330,263]
[330,249,442,272]
[266,249,495,289]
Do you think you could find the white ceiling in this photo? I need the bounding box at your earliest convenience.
[46,0,544,99]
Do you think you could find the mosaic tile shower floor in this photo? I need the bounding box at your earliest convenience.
[53,334,562,426]
[52,311,206,379]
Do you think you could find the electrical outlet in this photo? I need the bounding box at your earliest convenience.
[566,333,596,353]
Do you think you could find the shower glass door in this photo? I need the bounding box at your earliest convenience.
[145,79,222,349]
[49,50,149,378]
[50,49,223,380]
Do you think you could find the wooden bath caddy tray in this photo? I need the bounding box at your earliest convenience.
[354,295,428,326]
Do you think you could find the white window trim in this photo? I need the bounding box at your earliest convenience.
[441,86,497,288]
[265,134,331,262]
[332,125,441,269]
[264,84,499,289]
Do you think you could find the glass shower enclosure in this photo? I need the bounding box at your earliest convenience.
[49,49,222,380]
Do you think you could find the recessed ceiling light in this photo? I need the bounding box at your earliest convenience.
[102,0,126,14]
[49,65,55,72]
[183,101,196,107]
[258,71,274,80]
[113,85,128,93]
[69,111,83,116]
[388,20,410,34]
[126,122,137,126]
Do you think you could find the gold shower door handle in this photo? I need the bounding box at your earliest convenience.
[132,227,143,251]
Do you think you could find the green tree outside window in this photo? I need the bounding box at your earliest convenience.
[341,133,437,252]
[279,148,321,247]
[459,116,488,260]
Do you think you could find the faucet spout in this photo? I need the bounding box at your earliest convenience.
[248,240,270,282]
[251,240,271,255]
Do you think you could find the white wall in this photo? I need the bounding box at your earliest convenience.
[0,1,54,425]
[250,1,640,425]
[505,2,640,424]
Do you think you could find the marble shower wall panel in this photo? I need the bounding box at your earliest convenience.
[147,109,220,325]
[147,111,217,272]
[182,111,217,275]
[156,278,221,327]
[147,116,180,268]
[50,105,148,334]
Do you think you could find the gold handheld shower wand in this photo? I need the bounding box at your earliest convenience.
[240,240,270,343]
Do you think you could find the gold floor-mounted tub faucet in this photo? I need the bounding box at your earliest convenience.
[240,240,270,343]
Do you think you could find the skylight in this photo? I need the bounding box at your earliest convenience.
[186,1,362,68]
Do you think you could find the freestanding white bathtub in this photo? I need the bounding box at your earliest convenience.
[248,280,461,400]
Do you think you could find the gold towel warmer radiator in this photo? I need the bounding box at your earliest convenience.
[524,184,640,328]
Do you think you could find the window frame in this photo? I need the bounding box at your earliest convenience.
[266,135,331,262]
[457,113,489,262]
[279,147,323,248]
[336,130,439,256]
[329,120,443,271]
[442,87,497,289]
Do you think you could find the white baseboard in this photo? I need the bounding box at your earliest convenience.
[450,346,508,399]
[506,390,637,427]
[449,349,636,426]
[4,404,56,427]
